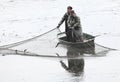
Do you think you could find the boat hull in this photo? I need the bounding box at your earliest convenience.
[57,32,95,48]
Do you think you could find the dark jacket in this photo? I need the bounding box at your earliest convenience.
[67,14,81,30]
[67,15,83,41]
[58,12,70,32]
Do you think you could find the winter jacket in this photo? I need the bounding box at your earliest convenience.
[67,15,83,42]
[58,12,70,32]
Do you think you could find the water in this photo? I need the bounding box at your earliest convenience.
[0,29,117,82]
[0,42,118,82]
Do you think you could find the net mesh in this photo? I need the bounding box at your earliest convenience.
[0,28,114,58]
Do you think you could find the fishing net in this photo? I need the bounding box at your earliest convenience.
[0,28,114,58]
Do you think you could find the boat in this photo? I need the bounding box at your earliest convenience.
[57,32,95,48]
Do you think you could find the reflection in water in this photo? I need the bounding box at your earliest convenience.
[58,47,86,82]
[57,44,111,82]
[60,58,84,76]
[59,47,86,77]
[58,45,99,76]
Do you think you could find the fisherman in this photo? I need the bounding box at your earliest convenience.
[57,6,72,41]
[67,10,84,42]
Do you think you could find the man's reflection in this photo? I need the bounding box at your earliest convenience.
[60,58,84,76]
[59,47,85,76]
[58,45,97,76]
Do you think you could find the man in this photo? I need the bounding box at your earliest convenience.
[67,10,84,42]
[57,6,72,41]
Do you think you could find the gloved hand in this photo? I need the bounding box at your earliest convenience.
[57,25,59,28]
[56,24,60,28]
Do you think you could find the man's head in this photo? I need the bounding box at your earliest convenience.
[70,10,75,17]
[67,6,72,13]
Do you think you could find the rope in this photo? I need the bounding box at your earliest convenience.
[0,28,57,49]
[0,49,106,58]
[95,43,118,50]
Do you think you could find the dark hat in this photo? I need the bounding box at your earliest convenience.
[67,6,72,9]
[70,10,75,13]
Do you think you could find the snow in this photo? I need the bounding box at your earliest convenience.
[0,0,120,82]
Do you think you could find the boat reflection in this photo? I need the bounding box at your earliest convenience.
[57,44,111,82]
[58,46,87,76]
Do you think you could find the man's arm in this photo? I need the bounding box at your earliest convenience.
[57,13,67,28]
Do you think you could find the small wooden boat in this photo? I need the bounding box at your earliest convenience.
[57,32,95,48]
